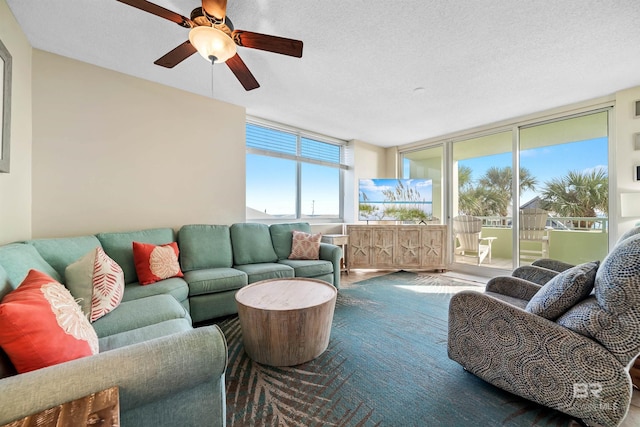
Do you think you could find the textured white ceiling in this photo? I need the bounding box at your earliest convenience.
[6,0,640,147]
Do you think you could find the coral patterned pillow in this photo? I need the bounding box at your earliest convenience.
[288,230,322,260]
[132,241,184,285]
[0,270,99,373]
[65,247,125,322]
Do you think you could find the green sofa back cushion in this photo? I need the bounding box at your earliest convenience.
[0,243,61,290]
[25,236,102,282]
[230,223,278,265]
[269,223,311,260]
[96,228,175,284]
[178,225,233,271]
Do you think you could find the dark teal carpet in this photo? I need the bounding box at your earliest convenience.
[219,271,577,426]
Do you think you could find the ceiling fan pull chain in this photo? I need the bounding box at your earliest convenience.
[210,60,215,98]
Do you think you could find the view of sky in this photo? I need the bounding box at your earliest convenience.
[460,137,608,206]
[247,136,608,218]
[246,154,340,217]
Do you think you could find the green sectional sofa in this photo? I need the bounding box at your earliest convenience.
[0,222,340,426]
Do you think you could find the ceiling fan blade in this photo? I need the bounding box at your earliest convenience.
[232,30,303,58]
[226,54,260,91]
[154,41,197,68]
[116,0,193,28]
[202,0,227,21]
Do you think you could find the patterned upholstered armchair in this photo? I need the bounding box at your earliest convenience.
[448,230,640,426]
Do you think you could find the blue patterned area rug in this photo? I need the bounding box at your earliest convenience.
[218,271,579,426]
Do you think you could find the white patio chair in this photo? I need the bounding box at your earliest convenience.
[453,215,496,265]
[519,208,550,261]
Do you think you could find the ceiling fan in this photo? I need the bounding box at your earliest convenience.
[116,0,304,91]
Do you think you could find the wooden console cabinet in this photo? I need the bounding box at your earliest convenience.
[346,224,447,271]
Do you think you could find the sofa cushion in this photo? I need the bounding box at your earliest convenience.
[25,235,103,282]
[133,242,183,285]
[277,259,333,278]
[269,222,311,260]
[233,263,294,283]
[0,270,99,373]
[65,247,125,322]
[121,277,189,305]
[0,244,61,287]
[98,318,193,352]
[231,223,278,265]
[525,261,599,320]
[96,228,175,284]
[178,225,233,271]
[92,294,190,338]
[183,268,247,296]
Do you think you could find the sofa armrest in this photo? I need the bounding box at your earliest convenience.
[448,291,631,427]
[485,276,542,301]
[0,326,228,427]
[532,258,575,272]
[512,265,559,285]
[319,242,342,288]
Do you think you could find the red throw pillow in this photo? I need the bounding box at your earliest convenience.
[289,230,322,260]
[0,270,99,373]
[132,241,184,285]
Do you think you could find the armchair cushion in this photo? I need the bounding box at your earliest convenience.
[525,261,598,320]
[556,296,600,338]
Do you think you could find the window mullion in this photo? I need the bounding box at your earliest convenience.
[296,134,302,219]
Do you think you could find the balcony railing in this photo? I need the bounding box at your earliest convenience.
[478,216,608,232]
[463,216,610,266]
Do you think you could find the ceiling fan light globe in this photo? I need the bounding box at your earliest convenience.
[188,26,237,63]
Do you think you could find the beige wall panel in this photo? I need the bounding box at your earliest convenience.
[0,0,32,244]
[614,86,640,237]
[350,140,390,223]
[32,50,246,237]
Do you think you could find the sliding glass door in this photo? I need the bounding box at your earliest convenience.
[518,111,609,265]
[452,131,513,270]
[400,108,610,273]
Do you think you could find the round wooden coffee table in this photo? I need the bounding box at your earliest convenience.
[235,278,338,367]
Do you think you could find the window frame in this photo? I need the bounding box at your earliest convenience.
[246,118,347,222]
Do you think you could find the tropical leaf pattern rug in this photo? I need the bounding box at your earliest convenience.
[218,271,579,426]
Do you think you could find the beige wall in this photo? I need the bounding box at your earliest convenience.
[31,51,246,237]
[345,140,393,223]
[0,0,32,244]
[614,86,640,237]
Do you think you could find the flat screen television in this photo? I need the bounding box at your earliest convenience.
[359,178,433,221]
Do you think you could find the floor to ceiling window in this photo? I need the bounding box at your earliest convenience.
[452,131,513,270]
[518,110,609,265]
[400,107,611,272]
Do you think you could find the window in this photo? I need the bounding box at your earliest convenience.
[246,122,345,221]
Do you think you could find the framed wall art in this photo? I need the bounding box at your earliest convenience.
[0,37,12,173]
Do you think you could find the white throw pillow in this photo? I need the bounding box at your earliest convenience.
[65,247,125,322]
